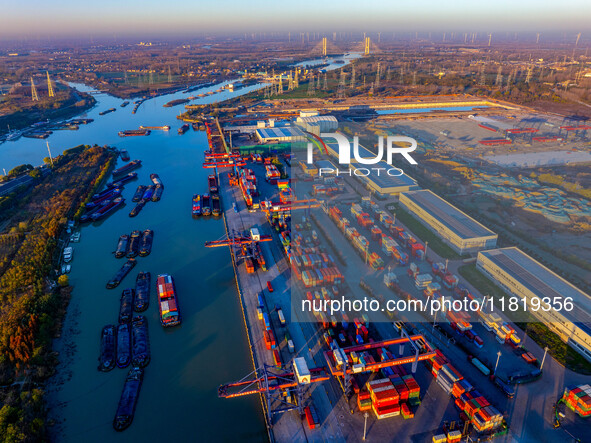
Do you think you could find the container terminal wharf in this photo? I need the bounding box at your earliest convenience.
[209,154,578,442]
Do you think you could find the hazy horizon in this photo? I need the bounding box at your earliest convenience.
[2,0,590,38]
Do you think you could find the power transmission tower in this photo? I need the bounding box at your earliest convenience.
[412,71,417,86]
[488,33,492,47]
[575,33,581,46]
[316,74,321,89]
[30,77,39,101]
[479,65,486,86]
[364,37,370,55]
[307,75,315,96]
[322,37,327,57]
[350,64,356,89]
[46,71,54,97]
[278,79,283,94]
[495,66,503,86]
[294,70,299,88]
[323,73,328,90]
[168,66,172,83]
[149,70,154,85]
[124,70,128,84]
[375,62,381,88]
[525,66,533,84]
[386,67,391,81]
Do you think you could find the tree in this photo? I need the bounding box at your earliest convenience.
[57,275,69,287]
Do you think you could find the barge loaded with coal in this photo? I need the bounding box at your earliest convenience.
[116,323,131,368]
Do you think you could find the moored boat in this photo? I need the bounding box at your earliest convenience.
[129,201,145,218]
[98,325,117,372]
[134,272,151,312]
[211,194,221,217]
[86,188,122,208]
[119,288,135,324]
[112,160,142,177]
[120,149,130,161]
[131,315,150,367]
[178,123,190,135]
[151,185,163,202]
[108,172,138,188]
[118,129,150,137]
[202,194,211,216]
[116,323,131,368]
[127,230,141,258]
[149,173,162,186]
[91,197,125,221]
[80,200,112,223]
[208,174,218,193]
[132,185,147,202]
[157,274,181,327]
[141,185,155,201]
[139,229,153,257]
[115,234,129,258]
[192,194,201,217]
[113,367,143,432]
[106,258,136,289]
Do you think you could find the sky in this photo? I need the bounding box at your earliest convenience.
[1,0,590,38]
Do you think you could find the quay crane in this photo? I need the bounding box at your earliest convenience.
[204,230,272,248]
[218,361,330,427]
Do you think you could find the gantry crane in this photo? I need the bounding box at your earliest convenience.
[218,362,330,427]
[204,230,272,248]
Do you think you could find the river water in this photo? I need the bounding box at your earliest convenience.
[1,56,358,442]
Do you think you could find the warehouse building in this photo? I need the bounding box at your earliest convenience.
[477,247,591,362]
[255,126,307,143]
[399,190,498,254]
[295,115,339,135]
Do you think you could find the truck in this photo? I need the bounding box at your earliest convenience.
[467,355,491,376]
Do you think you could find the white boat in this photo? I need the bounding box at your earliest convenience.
[65,264,71,273]
[61,265,67,274]
[63,246,73,263]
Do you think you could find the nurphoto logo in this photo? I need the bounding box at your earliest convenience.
[307,132,418,176]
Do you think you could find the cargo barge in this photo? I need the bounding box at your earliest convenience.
[129,201,146,218]
[127,230,141,258]
[113,160,142,177]
[150,173,162,186]
[134,272,150,312]
[208,174,218,193]
[131,315,150,367]
[192,194,202,217]
[139,229,153,256]
[108,172,138,188]
[132,185,147,202]
[91,196,125,221]
[99,108,116,116]
[178,124,190,135]
[202,194,211,216]
[86,188,122,208]
[98,325,117,372]
[70,118,94,125]
[113,367,143,432]
[119,288,135,324]
[115,234,130,258]
[164,98,189,108]
[157,274,181,327]
[106,258,136,289]
[152,185,163,202]
[80,200,112,223]
[118,129,150,137]
[116,323,131,368]
[211,194,221,217]
[139,125,170,131]
[120,101,130,108]
[23,131,52,139]
[120,149,130,161]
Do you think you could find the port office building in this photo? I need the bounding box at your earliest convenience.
[322,141,419,196]
[477,247,591,362]
[399,190,498,254]
[255,126,307,143]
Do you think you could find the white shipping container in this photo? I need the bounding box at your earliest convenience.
[277,309,286,325]
[287,340,295,353]
[294,357,311,384]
